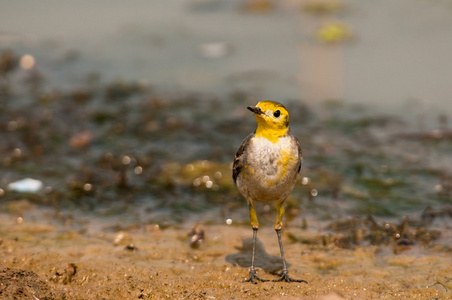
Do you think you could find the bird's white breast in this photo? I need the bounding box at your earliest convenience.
[236,135,299,203]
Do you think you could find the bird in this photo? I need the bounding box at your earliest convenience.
[233,100,307,284]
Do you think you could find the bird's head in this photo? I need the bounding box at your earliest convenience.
[247,101,290,142]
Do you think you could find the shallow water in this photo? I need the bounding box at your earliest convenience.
[1,1,452,299]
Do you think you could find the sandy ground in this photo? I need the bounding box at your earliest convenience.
[1,211,451,299]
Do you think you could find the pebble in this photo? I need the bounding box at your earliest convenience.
[7,178,43,193]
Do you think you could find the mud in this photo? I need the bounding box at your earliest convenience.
[1,208,452,299]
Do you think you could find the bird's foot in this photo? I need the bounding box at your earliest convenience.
[242,268,269,284]
[272,270,308,283]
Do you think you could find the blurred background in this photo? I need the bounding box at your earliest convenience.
[2,0,452,112]
[1,0,452,245]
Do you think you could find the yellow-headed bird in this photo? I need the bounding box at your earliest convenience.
[233,101,307,284]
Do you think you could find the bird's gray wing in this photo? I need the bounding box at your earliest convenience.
[296,138,303,173]
[232,133,254,185]
[288,130,303,173]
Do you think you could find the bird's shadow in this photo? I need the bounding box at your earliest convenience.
[225,237,289,274]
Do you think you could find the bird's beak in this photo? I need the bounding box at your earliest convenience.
[247,106,263,115]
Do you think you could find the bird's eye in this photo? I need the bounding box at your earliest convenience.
[273,110,280,118]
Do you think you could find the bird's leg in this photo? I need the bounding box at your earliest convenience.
[242,201,268,284]
[273,201,308,284]
[273,229,307,283]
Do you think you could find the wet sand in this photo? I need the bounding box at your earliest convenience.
[1,208,452,299]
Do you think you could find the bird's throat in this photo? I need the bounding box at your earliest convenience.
[254,118,288,143]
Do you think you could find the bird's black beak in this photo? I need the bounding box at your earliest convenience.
[247,106,263,115]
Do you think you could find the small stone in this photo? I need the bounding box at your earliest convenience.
[124,244,138,251]
[7,178,43,193]
[188,225,205,249]
[113,231,132,246]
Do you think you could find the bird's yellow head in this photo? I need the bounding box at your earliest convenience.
[247,101,290,143]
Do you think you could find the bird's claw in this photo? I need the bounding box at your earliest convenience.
[242,268,269,284]
[272,270,308,283]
